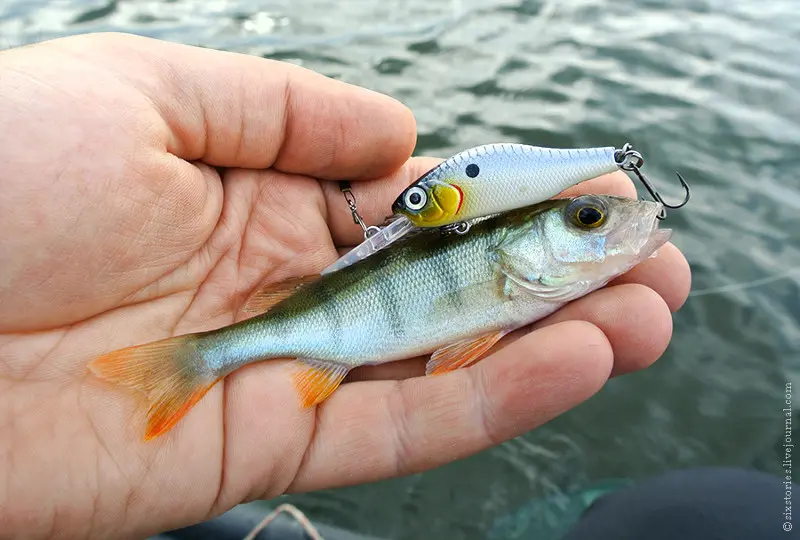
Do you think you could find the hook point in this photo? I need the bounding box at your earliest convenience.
[663,171,691,209]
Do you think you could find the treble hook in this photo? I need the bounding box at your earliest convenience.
[614,143,691,220]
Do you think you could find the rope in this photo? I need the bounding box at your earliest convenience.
[243,503,325,540]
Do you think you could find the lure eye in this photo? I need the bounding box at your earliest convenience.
[403,186,428,211]
[568,197,607,229]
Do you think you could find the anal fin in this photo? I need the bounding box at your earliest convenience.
[292,359,350,407]
[426,330,509,376]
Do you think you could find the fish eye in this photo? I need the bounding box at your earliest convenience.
[403,186,428,211]
[568,197,607,229]
[577,206,604,227]
[465,164,480,178]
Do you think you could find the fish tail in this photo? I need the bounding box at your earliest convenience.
[88,335,219,441]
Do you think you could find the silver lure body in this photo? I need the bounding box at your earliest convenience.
[410,143,619,221]
[324,144,621,274]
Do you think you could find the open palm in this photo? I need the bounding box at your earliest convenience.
[0,33,690,539]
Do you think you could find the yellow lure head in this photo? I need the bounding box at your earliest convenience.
[391,176,465,227]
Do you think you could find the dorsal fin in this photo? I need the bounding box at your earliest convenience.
[242,275,319,315]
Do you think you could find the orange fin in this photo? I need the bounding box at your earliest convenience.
[88,335,219,441]
[291,359,349,407]
[425,330,509,375]
[242,275,319,315]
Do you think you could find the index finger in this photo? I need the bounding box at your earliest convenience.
[286,320,612,492]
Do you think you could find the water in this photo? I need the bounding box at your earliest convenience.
[2,0,799,538]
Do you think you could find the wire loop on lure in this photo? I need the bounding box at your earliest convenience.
[339,181,381,239]
[441,221,472,235]
[614,143,691,220]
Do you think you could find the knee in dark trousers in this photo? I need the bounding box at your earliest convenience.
[562,467,795,540]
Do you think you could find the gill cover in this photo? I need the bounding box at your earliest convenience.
[490,195,666,302]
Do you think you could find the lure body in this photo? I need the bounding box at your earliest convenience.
[391,143,620,227]
[89,195,670,440]
[323,144,621,274]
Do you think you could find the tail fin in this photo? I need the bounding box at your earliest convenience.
[88,335,219,441]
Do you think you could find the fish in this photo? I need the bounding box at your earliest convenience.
[322,143,623,274]
[88,195,671,441]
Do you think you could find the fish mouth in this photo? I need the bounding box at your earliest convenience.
[641,227,673,259]
[606,200,667,256]
[635,201,672,258]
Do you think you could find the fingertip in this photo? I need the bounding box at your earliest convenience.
[658,242,692,311]
[605,284,673,375]
[498,319,614,388]
[612,242,692,312]
[273,74,418,181]
[362,93,418,179]
[532,283,674,377]
[559,171,636,199]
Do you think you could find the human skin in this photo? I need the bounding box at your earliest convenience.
[0,33,691,539]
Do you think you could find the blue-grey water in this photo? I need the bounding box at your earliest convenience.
[2,0,799,538]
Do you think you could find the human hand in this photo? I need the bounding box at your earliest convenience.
[0,33,690,539]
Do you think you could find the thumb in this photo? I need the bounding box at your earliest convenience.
[62,32,418,180]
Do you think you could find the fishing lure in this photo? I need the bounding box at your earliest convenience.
[89,195,671,440]
[323,142,689,274]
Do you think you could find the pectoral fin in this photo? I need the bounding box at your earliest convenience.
[292,359,350,407]
[425,330,509,375]
[242,275,319,314]
[494,249,586,302]
[433,277,513,314]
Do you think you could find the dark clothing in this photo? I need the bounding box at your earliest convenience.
[562,467,794,540]
[156,467,796,540]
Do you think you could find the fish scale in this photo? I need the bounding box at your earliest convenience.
[224,228,503,366]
